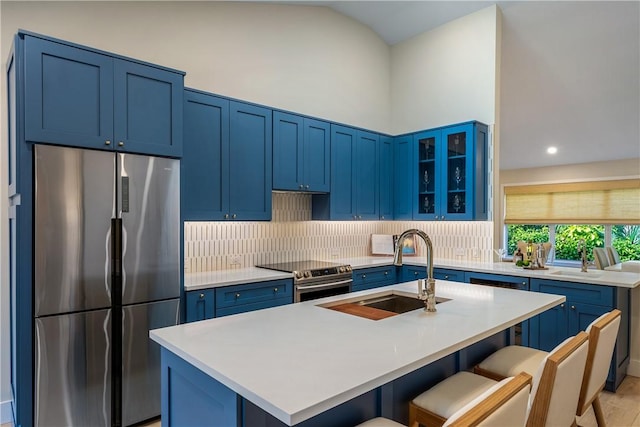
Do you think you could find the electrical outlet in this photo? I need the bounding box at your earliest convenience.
[454,248,465,257]
[472,248,480,258]
[229,255,241,265]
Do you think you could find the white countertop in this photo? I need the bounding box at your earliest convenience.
[151,280,564,425]
[184,257,640,290]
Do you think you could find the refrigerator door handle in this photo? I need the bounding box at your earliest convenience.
[112,218,122,277]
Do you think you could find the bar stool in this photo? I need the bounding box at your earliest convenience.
[442,372,532,427]
[474,310,620,426]
[408,332,589,427]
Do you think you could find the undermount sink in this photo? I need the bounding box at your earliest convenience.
[356,293,450,314]
[319,291,451,320]
[549,270,602,278]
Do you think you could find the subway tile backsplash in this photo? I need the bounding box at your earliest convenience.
[184,192,494,272]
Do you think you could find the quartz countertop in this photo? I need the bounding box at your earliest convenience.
[184,257,640,290]
[151,280,565,425]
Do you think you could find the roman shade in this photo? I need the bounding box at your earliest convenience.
[504,179,640,224]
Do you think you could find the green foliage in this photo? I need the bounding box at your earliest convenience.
[554,225,604,261]
[506,225,549,254]
[613,238,640,261]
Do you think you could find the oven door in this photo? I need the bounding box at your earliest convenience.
[295,278,352,303]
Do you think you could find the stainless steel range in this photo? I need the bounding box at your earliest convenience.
[256,260,353,302]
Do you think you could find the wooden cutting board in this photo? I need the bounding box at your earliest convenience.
[328,302,397,320]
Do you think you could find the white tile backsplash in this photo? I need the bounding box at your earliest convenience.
[184,192,494,272]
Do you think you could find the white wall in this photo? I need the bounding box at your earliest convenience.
[390,5,499,134]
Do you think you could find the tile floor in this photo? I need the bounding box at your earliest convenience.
[2,375,639,426]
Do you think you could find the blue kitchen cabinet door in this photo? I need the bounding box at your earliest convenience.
[413,129,441,220]
[393,135,413,220]
[439,123,487,221]
[215,279,293,317]
[401,265,427,283]
[228,101,272,220]
[182,90,229,220]
[433,268,464,282]
[273,113,330,192]
[113,59,183,157]
[378,136,393,220]
[24,34,184,157]
[24,35,114,149]
[412,122,488,221]
[356,130,379,220]
[352,266,396,292]
[185,290,215,323]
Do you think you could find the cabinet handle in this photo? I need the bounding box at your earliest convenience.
[571,305,576,310]
[353,215,357,220]
[224,214,229,219]
[381,216,385,219]
[105,140,111,146]
[560,304,565,308]
[414,271,419,276]
[199,293,205,299]
[445,275,449,279]
[118,141,124,147]
[358,215,362,220]
[232,214,237,219]
[522,282,527,286]
[299,184,304,189]
[441,216,445,220]
[273,287,278,293]
[362,274,366,279]
[305,185,310,190]
[235,293,241,299]
[384,271,388,276]
[434,216,439,220]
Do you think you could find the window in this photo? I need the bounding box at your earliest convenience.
[506,224,639,264]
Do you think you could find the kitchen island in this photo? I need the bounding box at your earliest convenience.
[151,280,564,426]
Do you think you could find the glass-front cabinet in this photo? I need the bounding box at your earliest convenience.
[413,121,488,221]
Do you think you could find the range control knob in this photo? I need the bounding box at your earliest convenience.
[295,271,303,279]
[346,266,352,272]
[339,266,346,273]
[304,271,311,278]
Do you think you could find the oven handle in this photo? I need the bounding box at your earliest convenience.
[296,279,353,291]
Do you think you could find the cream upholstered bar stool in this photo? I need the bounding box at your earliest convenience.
[408,332,589,427]
[356,373,532,427]
[474,310,621,426]
[441,372,532,427]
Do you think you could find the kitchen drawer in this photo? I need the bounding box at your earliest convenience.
[352,266,396,289]
[530,279,614,307]
[401,265,426,282]
[433,268,464,282]
[185,289,215,323]
[215,279,293,311]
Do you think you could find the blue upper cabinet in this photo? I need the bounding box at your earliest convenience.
[23,33,184,157]
[413,122,488,221]
[393,134,414,220]
[229,101,273,220]
[182,90,229,220]
[182,91,272,221]
[273,112,330,192]
[378,136,393,220]
[113,60,183,157]
[313,125,379,220]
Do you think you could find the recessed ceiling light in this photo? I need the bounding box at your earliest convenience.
[547,146,558,154]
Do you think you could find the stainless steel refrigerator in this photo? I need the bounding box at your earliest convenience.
[33,144,180,426]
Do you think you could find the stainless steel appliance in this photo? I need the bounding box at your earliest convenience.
[33,145,180,427]
[256,260,352,302]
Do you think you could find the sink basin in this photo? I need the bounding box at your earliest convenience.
[356,293,450,314]
[549,270,602,278]
[319,291,451,320]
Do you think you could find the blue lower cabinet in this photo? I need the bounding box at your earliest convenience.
[215,279,293,317]
[352,266,396,292]
[528,278,629,391]
[400,265,426,282]
[433,268,464,282]
[185,290,215,323]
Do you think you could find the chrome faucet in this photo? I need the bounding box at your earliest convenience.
[577,239,588,272]
[394,229,437,312]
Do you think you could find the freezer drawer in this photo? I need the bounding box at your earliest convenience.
[122,298,180,425]
[35,145,115,316]
[34,309,112,427]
